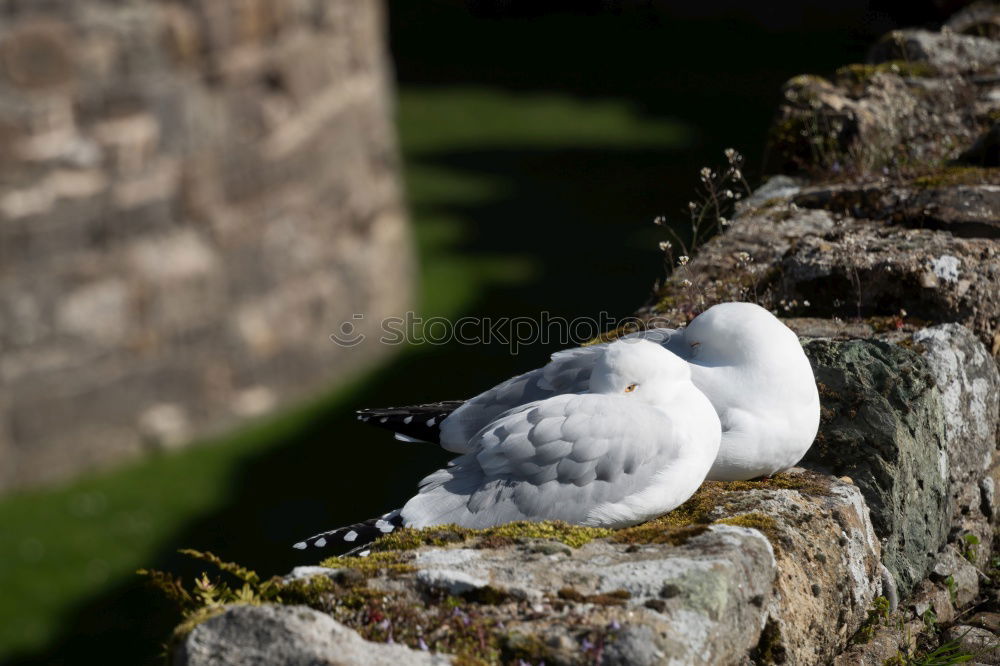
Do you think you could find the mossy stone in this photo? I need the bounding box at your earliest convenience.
[803,338,948,594]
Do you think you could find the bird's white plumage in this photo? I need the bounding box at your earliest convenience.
[673,303,820,480]
[437,302,819,481]
[400,340,721,529]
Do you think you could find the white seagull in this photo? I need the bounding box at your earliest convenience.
[361,301,820,482]
[294,340,720,551]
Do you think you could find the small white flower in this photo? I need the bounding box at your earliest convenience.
[719,217,729,226]
[730,168,742,180]
[699,167,713,182]
[680,279,692,288]
[658,240,672,251]
[688,201,698,211]
[678,255,690,266]
[724,189,734,199]
[724,148,737,163]
[803,300,811,307]
[653,215,666,226]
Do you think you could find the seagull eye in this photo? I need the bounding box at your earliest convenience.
[624,383,638,393]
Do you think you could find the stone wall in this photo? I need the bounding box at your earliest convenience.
[0,0,413,491]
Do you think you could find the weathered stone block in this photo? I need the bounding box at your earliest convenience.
[0,0,413,491]
[175,604,451,666]
[778,221,998,349]
[793,182,1000,239]
[931,544,980,608]
[869,29,1000,73]
[803,338,949,593]
[801,325,999,593]
[943,625,1000,664]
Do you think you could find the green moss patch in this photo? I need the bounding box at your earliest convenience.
[835,61,937,86]
[318,551,417,577]
[910,166,1000,188]
[613,472,828,548]
[720,471,831,496]
[852,595,890,644]
[715,513,780,543]
[364,521,613,554]
[613,523,709,546]
[475,521,614,548]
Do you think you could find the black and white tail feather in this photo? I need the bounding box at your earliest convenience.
[295,401,463,556]
[355,400,463,444]
[293,510,405,556]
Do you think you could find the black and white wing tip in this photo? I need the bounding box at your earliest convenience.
[292,510,404,555]
[354,400,465,444]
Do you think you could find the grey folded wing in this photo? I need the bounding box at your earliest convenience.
[401,392,681,529]
[438,327,681,453]
[437,345,603,452]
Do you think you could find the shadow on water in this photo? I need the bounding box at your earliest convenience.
[6,2,952,664]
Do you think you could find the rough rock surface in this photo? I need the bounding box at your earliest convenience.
[763,24,998,179]
[650,187,999,350]
[917,325,1000,560]
[409,526,779,665]
[868,28,1000,73]
[175,604,450,666]
[793,181,1000,238]
[0,0,413,492]
[777,218,998,347]
[803,337,950,593]
[944,625,1000,664]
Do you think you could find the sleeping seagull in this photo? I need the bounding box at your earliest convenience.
[360,302,820,482]
[294,340,720,551]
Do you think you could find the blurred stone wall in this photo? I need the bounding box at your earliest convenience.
[0,0,413,491]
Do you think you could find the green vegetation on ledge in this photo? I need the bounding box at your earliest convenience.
[352,520,615,557]
[910,166,1000,189]
[835,61,938,87]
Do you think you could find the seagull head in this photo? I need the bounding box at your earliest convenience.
[590,339,691,399]
[682,301,798,365]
